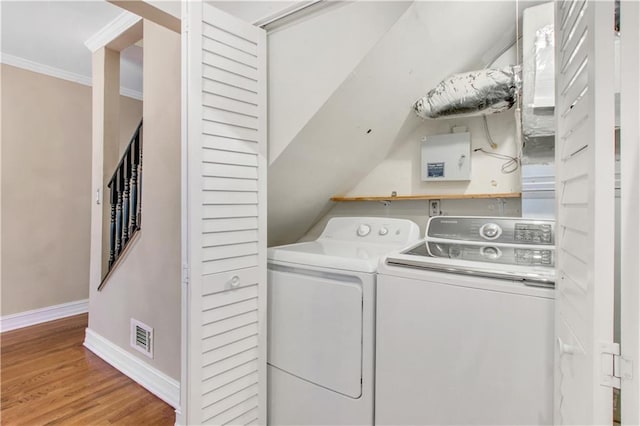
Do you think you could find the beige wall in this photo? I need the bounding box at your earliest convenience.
[88,21,181,380]
[120,97,144,156]
[0,64,141,316]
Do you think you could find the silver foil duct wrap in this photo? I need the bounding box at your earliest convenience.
[413,67,517,119]
[522,25,555,141]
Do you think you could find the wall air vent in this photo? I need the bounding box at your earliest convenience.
[130,319,153,358]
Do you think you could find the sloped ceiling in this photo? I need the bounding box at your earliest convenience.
[266,1,412,164]
[268,1,520,246]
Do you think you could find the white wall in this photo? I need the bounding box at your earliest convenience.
[268,1,520,246]
[346,112,521,197]
[305,108,524,242]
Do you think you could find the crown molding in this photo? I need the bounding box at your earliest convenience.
[1,53,92,86]
[1,52,143,100]
[120,86,143,101]
[84,11,142,53]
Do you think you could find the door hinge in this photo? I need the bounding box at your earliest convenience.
[182,264,190,285]
[600,342,633,389]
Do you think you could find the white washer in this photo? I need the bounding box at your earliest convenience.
[375,216,556,425]
[267,217,420,426]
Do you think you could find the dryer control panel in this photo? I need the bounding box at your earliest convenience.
[320,217,421,245]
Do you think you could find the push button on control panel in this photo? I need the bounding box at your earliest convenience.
[515,223,553,244]
[379,227,389,236]
[516,249,554,266]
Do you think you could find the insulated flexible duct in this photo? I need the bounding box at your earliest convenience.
[413,66,517,119]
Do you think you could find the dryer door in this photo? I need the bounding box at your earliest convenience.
[267,266,363,398]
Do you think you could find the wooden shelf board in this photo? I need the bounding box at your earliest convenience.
[330,192,521,202]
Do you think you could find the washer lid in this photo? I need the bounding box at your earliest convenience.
[383,241,556,286]
[268,240,402,273]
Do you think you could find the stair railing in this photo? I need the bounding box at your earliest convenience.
[100,120,143,288]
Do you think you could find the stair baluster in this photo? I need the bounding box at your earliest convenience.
[122,151,131,245]
[135,127,143,228]
[129,129,142,235]
[108,184,117,269]
[129,137,139,236]
[114,167,123,257]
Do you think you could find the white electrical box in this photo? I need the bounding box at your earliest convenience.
[421,132,471,181]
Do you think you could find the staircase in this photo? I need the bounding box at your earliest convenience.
[99,120,143,290]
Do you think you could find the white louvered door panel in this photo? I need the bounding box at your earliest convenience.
[554,1,615,424]
[183,2,267,424]
[620,2,640,424]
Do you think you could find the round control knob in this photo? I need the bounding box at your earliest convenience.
[481,246,502,260]
[357,224,371,237]
[449,246,462,259]
[479,223,502,240]
[378,227,389,236]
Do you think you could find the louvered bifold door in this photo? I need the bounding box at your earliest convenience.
[620,1,640,424]
[553,0,615,424]
[183,2,267,425]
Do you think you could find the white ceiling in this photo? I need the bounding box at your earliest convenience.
[0,1,305,98]
[209,1,303,24]
[1,1,143,97]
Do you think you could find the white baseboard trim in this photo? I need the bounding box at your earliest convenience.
[174,407,184,426]
[84,328,180,410]
[0,299,89,332]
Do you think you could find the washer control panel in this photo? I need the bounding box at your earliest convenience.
[425,242,555,266]
[427,216,555,245]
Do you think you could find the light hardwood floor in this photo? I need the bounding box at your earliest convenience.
[1,313,175,425]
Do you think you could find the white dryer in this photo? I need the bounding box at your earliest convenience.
[376,216,556,425]
[267,217,420,425]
